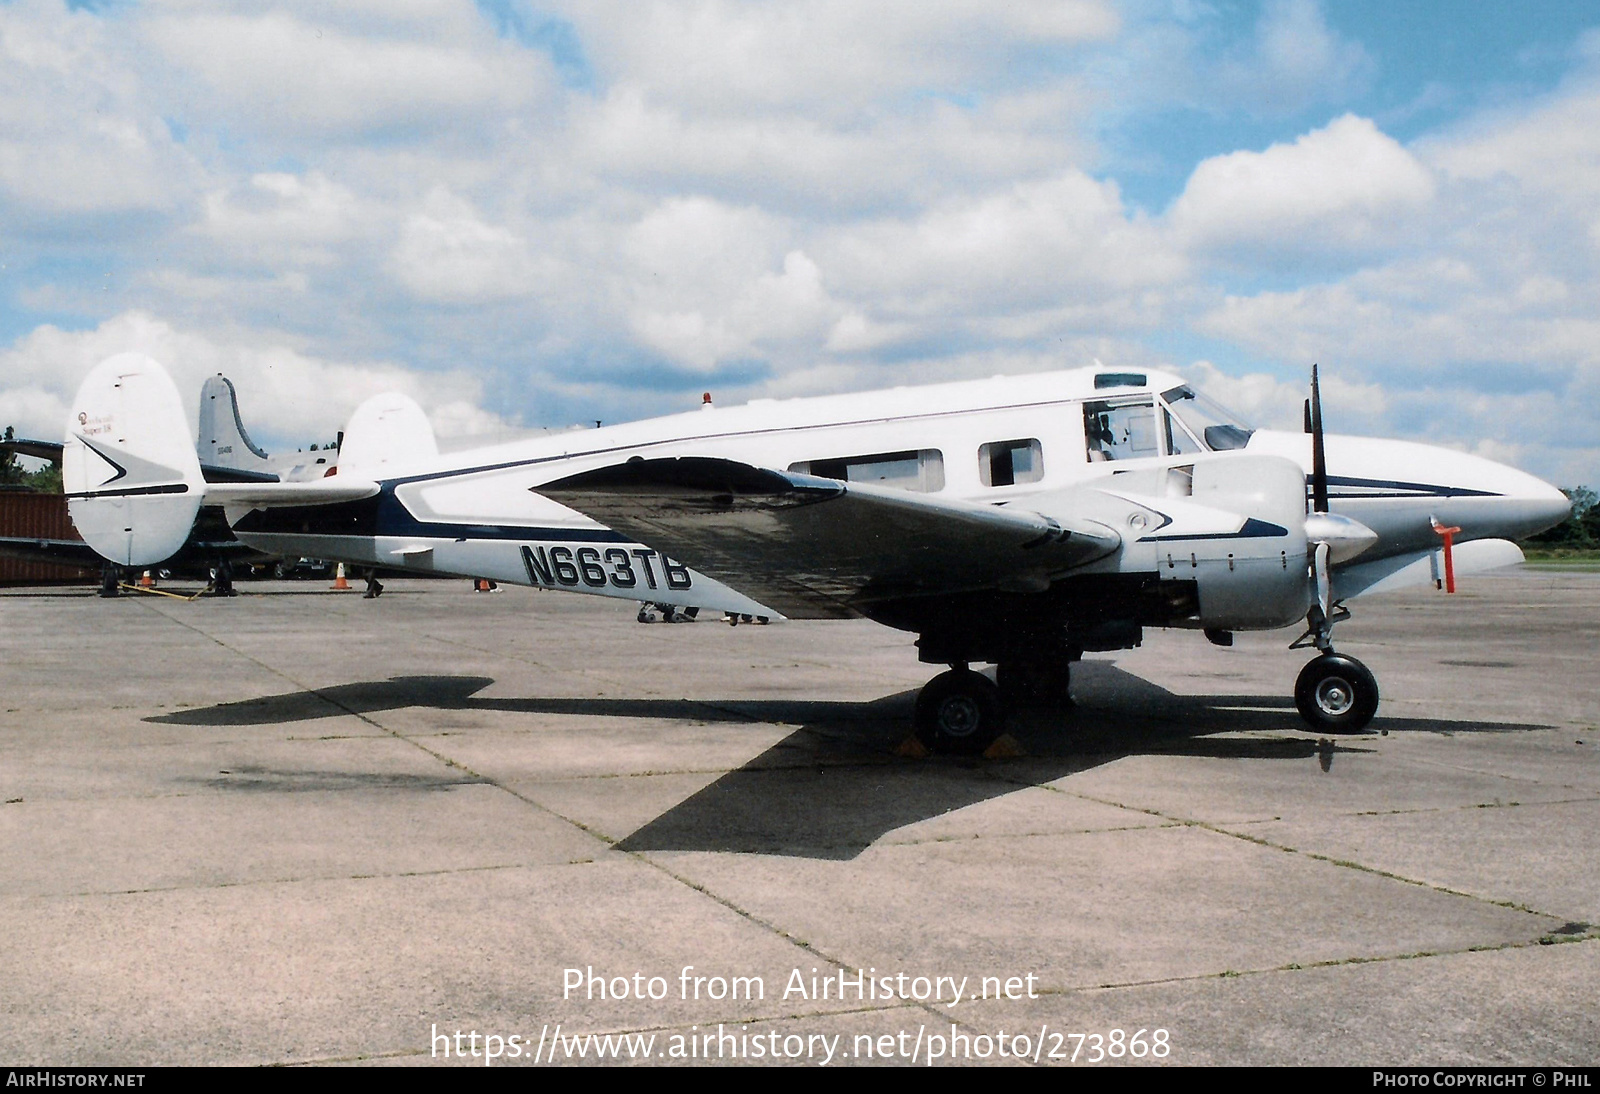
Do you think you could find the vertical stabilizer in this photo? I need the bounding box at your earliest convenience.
[198,374,271,471]
[337,392,438,479]
[64,354,204,567]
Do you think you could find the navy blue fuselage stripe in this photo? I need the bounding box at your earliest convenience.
[1140,517,1289,542]
[1315,474,1499,498]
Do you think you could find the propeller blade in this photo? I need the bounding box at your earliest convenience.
[1309,363,1329,515]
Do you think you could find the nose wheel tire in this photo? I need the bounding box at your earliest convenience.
[1294,653,1379,733]
[915,669,1004,755]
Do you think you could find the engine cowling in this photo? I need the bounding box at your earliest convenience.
[1094,455,1311,631]
[1182,455,1311,630]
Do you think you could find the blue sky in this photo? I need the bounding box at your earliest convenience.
[1107,0,1600,211]
[2,0,1597,484]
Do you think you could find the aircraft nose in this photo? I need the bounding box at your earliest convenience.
[1523,476,1572,532]
[1492,468,1571,541]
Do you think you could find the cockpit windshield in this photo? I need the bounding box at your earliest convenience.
[1160,385,1255,451]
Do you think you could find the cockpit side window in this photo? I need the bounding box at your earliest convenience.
[1163,409,1201,456]
[1084,399,1160,462]
[1160,385,1254,452]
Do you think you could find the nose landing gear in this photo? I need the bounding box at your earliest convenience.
[1294,652,1379,733]
[1290,594,1379,733]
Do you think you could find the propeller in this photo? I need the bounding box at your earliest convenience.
[1300,363,1378,646]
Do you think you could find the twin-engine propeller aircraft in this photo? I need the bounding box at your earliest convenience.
[63,354,1569,751]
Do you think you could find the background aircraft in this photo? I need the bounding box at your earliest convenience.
[62,354,1569,748]
[3,373,335,593]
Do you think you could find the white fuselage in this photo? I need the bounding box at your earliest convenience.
[226,366,1570,624]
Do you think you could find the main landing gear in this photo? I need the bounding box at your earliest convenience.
[914,668,1003,755]
[915,655,1079,754]
[912,651,1078,755]
[995,656,1074,709]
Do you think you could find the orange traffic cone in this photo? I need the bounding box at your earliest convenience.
[139,570,154,588]
[331,563,350,591]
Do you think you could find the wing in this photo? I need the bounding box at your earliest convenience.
[0,438,64,463]
[0,535,102,571]
[539,457,1121,619]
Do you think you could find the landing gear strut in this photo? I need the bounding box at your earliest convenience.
[914,668,1003,755]
[995,656,1074,709]
[206,559,237,597]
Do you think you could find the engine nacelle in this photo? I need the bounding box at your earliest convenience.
[1044,453,1313,632]
[1176,455,1309,630]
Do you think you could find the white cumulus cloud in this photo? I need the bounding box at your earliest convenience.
[389,189,548,303]
[1170,114,1435,255]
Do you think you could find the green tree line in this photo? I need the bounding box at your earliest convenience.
[1526,486,1599,549]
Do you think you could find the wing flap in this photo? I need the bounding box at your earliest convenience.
[540,457,1120,618]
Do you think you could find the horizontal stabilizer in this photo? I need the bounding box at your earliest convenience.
[205,478,380,509]
[541,456,1120,618]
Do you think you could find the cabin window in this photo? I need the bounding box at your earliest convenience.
[1084,398,1160,462]
[790,449,945,492]
[979,439,1044,487]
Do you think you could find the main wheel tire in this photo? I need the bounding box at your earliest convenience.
[1294,653,1379,733]
[914,670,1004,755]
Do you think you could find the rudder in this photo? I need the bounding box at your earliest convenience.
[64,354,204,567]
[337,392,437,479]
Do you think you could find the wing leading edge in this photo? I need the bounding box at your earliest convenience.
[539,456,1121,619]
